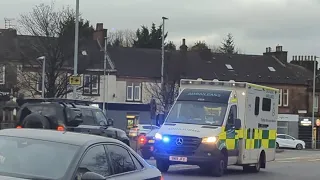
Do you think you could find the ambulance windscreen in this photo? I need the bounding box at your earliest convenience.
[166,101,228,126]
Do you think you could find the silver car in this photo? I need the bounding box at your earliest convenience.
[0,128,163,180]
[129,124,160,137]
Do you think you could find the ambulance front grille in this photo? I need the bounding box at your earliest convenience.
[160,135,201,153]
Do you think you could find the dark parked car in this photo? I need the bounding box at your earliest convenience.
[139,129,158,159]
[0,128,163,180]
[15,98,130,146]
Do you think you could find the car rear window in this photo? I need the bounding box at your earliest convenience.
[0,136,79,179]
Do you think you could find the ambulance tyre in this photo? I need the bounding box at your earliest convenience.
[211,152,227,177]
[156,159,169,172]
[243,151,265,173]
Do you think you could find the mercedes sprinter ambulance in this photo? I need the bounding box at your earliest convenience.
[154,79,279,177]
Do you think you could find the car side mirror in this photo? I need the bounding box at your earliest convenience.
[107,118,114,126]
[81,172,106,180]
[235,118,241,130]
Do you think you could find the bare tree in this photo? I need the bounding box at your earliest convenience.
[17,2,95,98]
[145,51,185,114]
[108,29,136,47]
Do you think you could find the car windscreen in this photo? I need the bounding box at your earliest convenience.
[166,101,227,126]
[0,136,79,179]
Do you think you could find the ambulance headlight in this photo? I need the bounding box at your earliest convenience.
[202,136,218,144]
[155,133,163,140]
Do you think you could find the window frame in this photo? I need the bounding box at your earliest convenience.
[82,74,100,96]
[73,144,112,179]
[126,82,142,102]
[104,143,143,177]
[314,95,319,112]
[0,65,5,85]
[36,77,42,92]
[283,89,289,107]
[278,89,282,106]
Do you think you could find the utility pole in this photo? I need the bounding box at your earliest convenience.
[72,0,80,99]
[161,17,168,89]
[103,30,108,114]
[312,56,318,149]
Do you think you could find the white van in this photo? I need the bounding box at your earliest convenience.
[153,79,279,177]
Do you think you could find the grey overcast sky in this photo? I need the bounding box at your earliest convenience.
[1,0,320,60]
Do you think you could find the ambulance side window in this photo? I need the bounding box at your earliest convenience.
[227,105,237,125]
[254,97,260,116]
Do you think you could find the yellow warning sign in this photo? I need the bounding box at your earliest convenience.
[69,76,81,85]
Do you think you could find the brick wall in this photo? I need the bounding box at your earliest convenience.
[261,84,309,114]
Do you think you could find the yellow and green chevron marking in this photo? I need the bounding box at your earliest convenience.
[218,127,276,150]
[218,127,244,150]
[245,129,276,149]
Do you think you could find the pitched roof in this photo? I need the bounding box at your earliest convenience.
[102,48,311,85]
[0,30,313,85]
[183,53,311,85]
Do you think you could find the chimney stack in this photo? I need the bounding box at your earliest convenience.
[93,23,107,47]
[96,23,103,31]
[179,38,188,51]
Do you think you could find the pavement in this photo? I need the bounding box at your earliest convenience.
[146,150,320,180]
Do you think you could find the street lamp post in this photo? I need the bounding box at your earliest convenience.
[312,56,318,149]
[72,0,80,99]
[103,30,108,114]
[161,16,168,89]
[37,56,46,98]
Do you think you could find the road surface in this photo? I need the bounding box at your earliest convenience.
[146,150,320,180]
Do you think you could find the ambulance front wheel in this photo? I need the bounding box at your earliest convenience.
[156,159,170,172]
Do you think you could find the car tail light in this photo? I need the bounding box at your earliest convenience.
[139,135,146,144]
[160,175,164,180]
[16,126,22,129]
[57,126,65,131]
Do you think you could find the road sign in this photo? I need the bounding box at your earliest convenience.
[69,76,81,85]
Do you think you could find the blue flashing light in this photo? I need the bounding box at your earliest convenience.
[163,136,170,143]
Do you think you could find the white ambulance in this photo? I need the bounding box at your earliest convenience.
[154,78,278,177]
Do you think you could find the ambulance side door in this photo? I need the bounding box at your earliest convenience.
[244,88,260,163]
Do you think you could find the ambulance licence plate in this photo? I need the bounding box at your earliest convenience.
[169,156,187,162]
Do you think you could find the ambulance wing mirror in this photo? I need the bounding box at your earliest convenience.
[235,118,241,130]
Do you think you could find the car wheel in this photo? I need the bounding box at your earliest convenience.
[276,142,280,149]
[156,159,170,172]
[296,143,303,150]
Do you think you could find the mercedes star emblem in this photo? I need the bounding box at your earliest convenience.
[176,137,183,145]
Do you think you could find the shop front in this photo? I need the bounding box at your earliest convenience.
[277,114,299,138]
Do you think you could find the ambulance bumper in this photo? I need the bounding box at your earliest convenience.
[154,143,221,165]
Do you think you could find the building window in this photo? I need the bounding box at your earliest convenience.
[126,82,141,102]
[278,89,282,106]
[37,77,42,92]
[0,65,5,84]
[83,74,100,95]
[277,121,289,134]
[17,65,23,72]
[283,89,289,107]
[314,95,319,112]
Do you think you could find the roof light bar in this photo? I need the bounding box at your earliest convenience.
[180,79,246,88]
